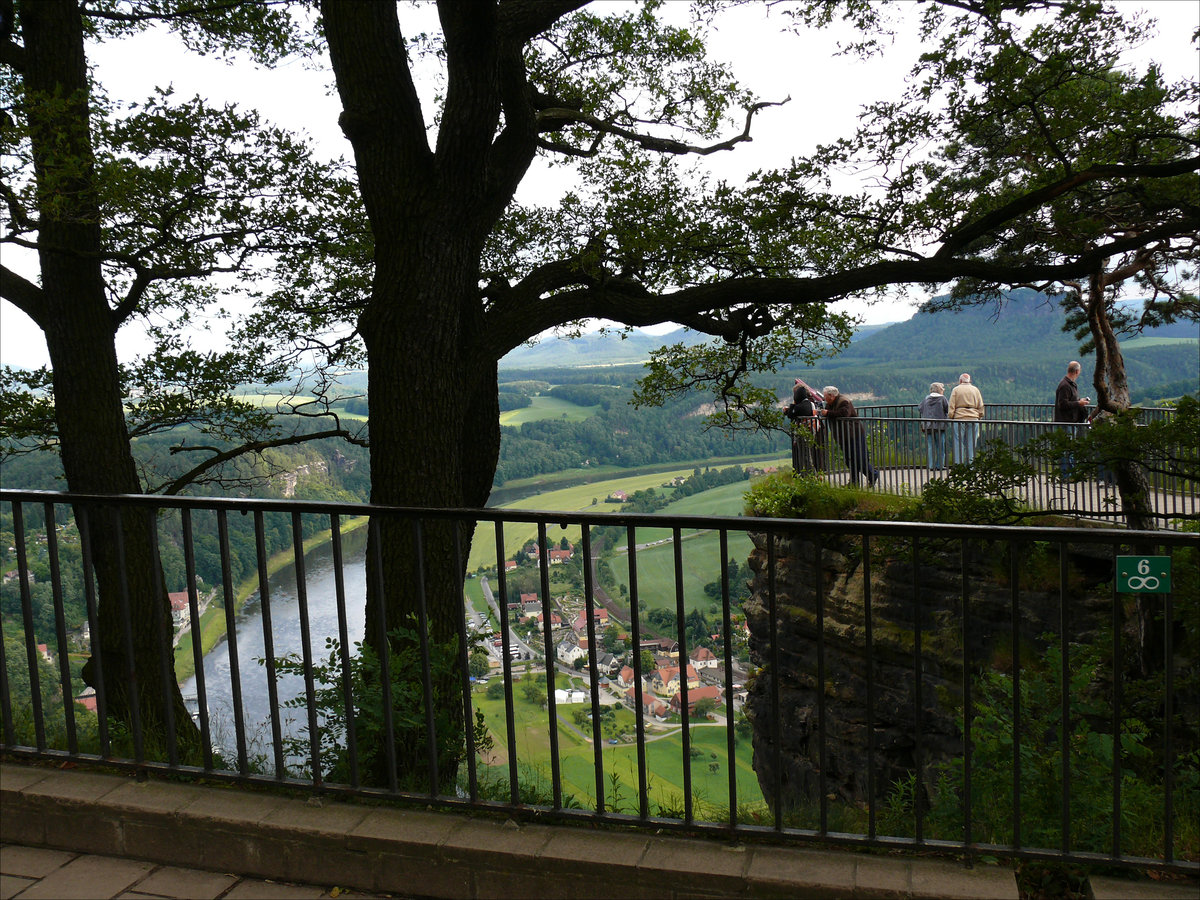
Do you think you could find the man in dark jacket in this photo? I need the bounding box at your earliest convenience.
[1054,360,1091,478]
[820,386,878,487]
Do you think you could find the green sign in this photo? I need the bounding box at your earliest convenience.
[1116,556,1171,593]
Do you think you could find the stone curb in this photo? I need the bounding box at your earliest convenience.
[2,762,1019,899]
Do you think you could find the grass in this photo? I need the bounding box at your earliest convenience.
[467,466,748,572]
[499,395,599,426]
[471,685,765,815]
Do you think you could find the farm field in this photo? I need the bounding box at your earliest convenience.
[499,395,599,426]
[466,464,774,573]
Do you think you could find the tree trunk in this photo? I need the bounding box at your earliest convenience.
[1085,273,1156,532]
[357,229,501,790]
[22,0,198,757]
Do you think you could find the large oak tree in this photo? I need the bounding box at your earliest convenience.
[311,0,1197,785]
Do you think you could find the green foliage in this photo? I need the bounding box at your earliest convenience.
[881,642,1199,860]
[271,625,470,788]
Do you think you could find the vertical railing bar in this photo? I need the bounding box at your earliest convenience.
[77,507,109,756]
[537,521,562,809]
[0,609,12,747]
[493,521,519,806]
[411,518,440,798]
[913,535,923,843]
[768,529,782,832]
[111,509,145,765]
[44,502,78,754]
[145,506,179,767]
[369,516,398,793]
[581,526,605,815]
[181,509,212,771]
[961,538,972,851]
[719,531,737,831]
[864,536,876,841]
[290,511,323,791]
[1110,541,1122,858]
[452,519,478,803]
[253,511,285,779]
[817,528,828,836]
[1010,539,1021,850]
[12,503,45,751]
[627,524,648,821]
[216,510,248,775]
[1059,542,1071,855]
[672,526,692,825]
[329,514,359,788]
[1163,544,1175,863]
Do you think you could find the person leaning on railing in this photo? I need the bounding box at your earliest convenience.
[820,385,879,487]
[786,377,827,474]
[947,373,984,465]
[918,382,950,471]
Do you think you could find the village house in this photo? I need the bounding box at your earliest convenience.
[689,646,718,670]
[651,664,700,697]
[168,591,190,629]
[556,635,587,666]
[571,607,608,634]
[617,665,637,689]
[669,684,723,717]
[623,685,669,720]
[547,547,573,565]
[536,611,563,630]
[503,560,518,572]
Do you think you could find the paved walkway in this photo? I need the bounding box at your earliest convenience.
[1,844,399,899]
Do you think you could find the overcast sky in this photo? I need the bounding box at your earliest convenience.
[2,1,1196,369]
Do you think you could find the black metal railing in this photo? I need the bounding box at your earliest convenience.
[857,403,1177,425]
[1,488,1197,874]
[790,414,1196,526]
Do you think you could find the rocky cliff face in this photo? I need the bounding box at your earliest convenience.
[742,528,1115,811]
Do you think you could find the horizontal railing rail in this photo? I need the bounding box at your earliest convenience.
[856,403,1177,424]
[789,415,1196,527]
[1,488,1197,875]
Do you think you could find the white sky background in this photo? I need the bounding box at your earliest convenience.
[2,0,1197,369]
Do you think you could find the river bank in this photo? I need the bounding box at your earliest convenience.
[172,515,369,682]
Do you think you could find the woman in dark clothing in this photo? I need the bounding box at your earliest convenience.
[786,378,825,474]
[820,386,878,487]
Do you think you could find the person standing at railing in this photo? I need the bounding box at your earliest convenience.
[785,378,826,474]
[918,382,950,471]
[820,386,879,487]
[1054,360,1091,480]
[947,373,985,465]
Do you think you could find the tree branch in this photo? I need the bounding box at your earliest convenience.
[158,426,368,496]
[0,264,45,322]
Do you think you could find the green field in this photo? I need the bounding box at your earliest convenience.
[499,395,599,426]
[1120,336,1200,350]
[471,686,764,815]
[466,465,753,572]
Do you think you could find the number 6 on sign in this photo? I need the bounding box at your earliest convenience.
[1117,556,1171,593]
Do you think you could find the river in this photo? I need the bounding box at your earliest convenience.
[179,531,368,765]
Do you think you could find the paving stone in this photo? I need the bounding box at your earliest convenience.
[13,853,154,900]
[19,769,123,805]
[104,780,210,814]
[0,844,76,878]
[745,846,856,899]
[131,865,238,899]
[261,798,371,836]
[223,878,329,899]
[0,765,50,794]
[852,854,912,899]
[908,857,1018,900]
[1088,874,1200,899]
[1,873,36,900]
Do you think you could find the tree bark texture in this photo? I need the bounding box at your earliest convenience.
[19,0,198,757]
[323,0,517,790]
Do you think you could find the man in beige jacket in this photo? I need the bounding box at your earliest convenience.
[947,373,984,464]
